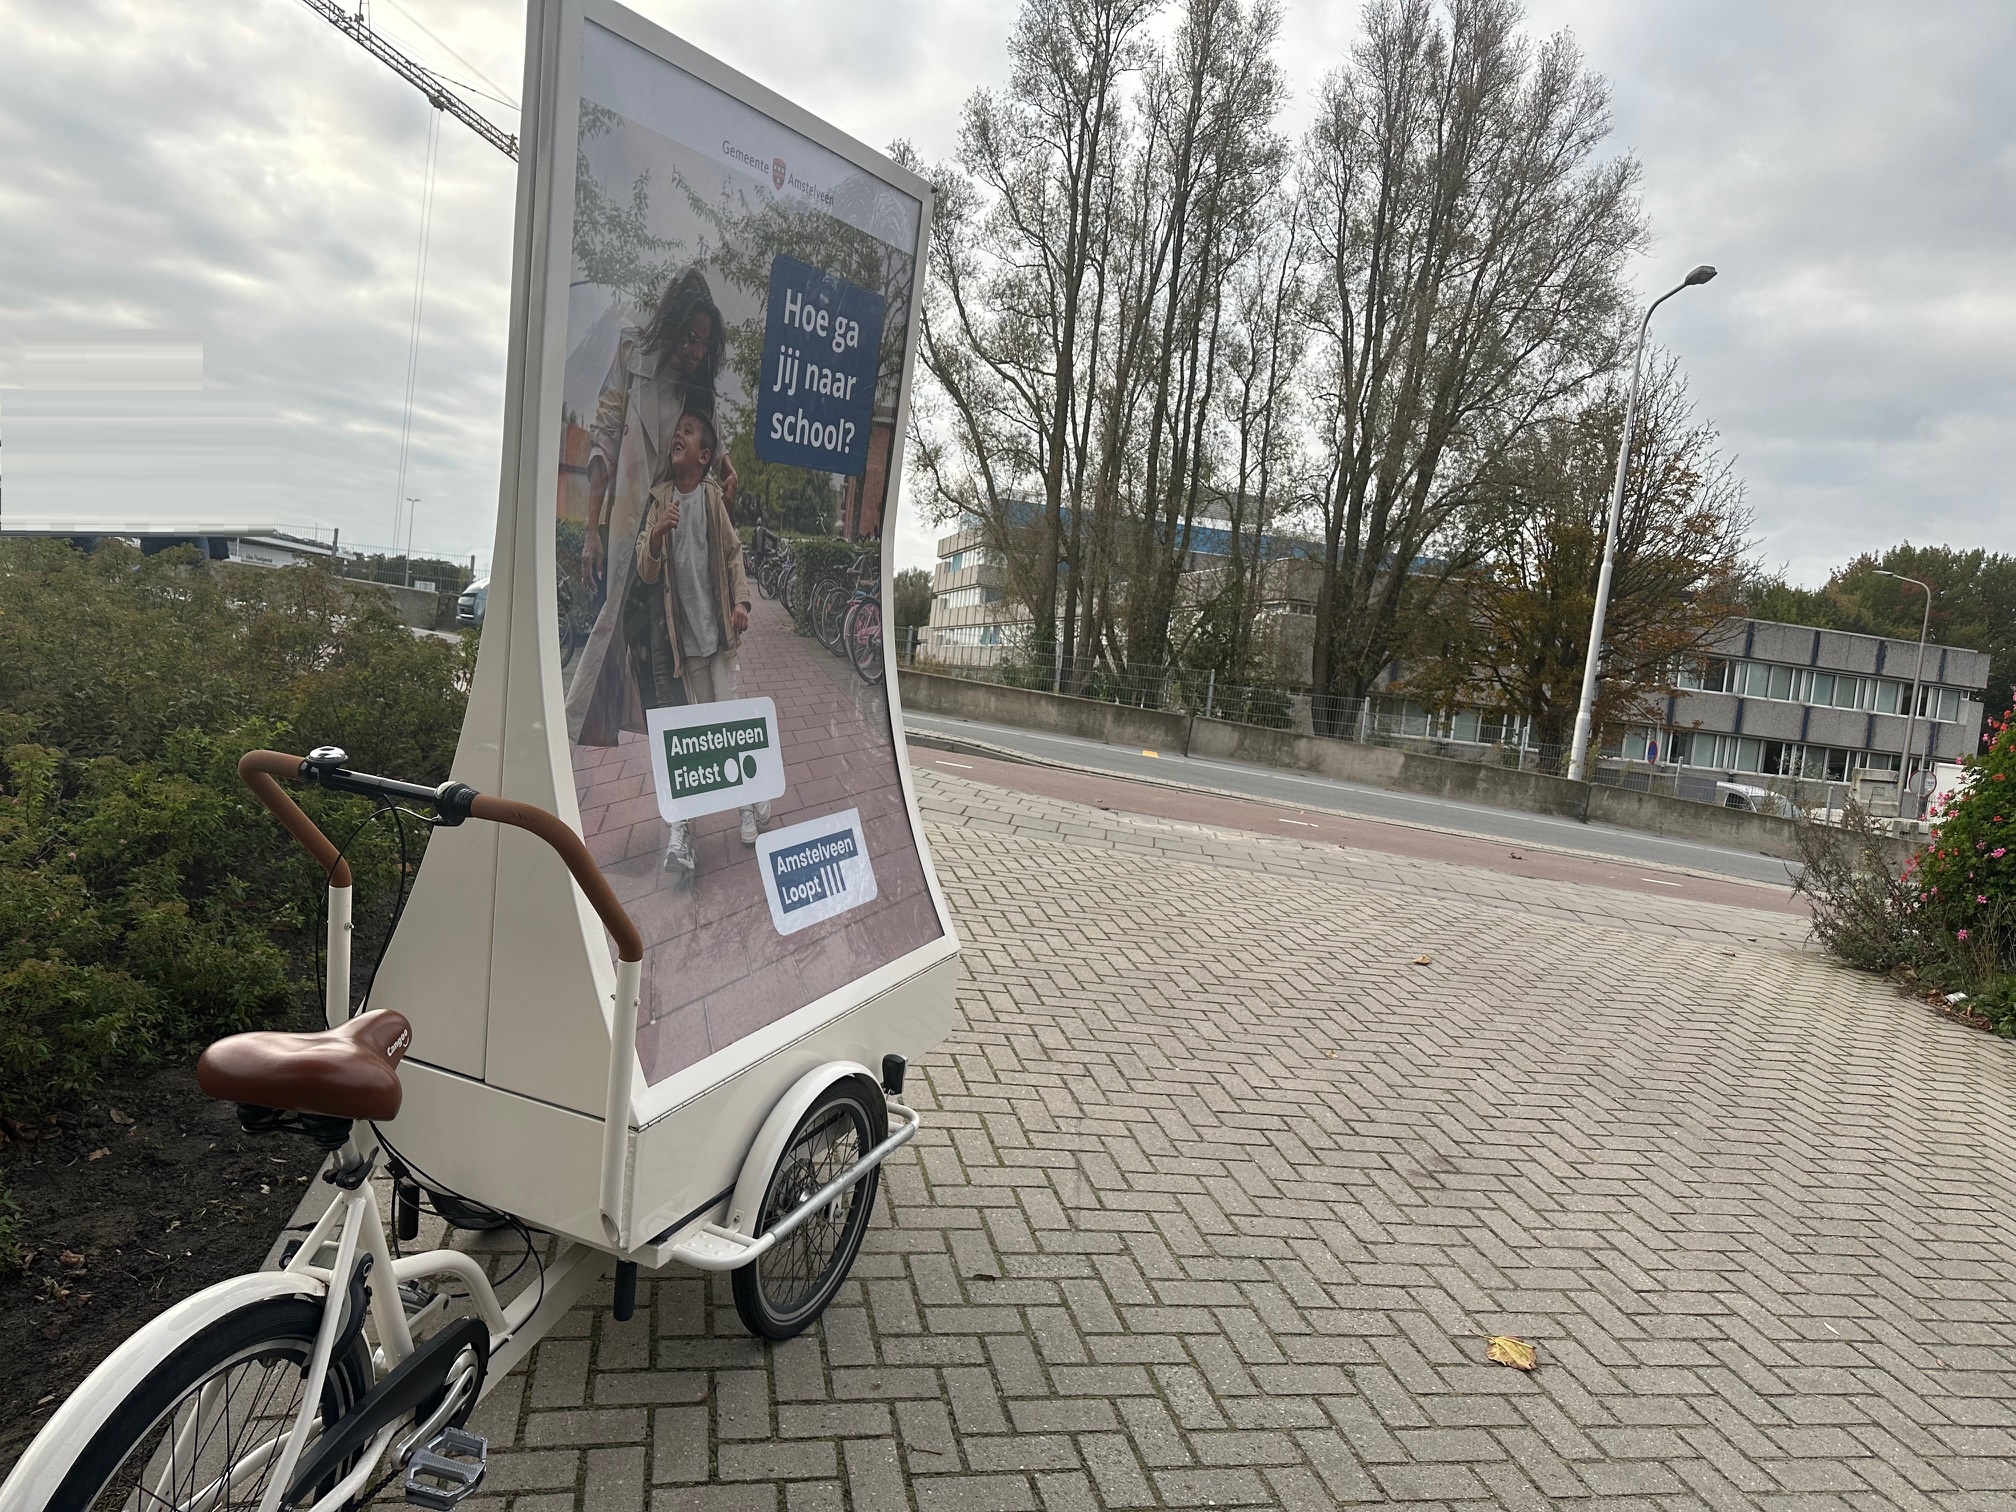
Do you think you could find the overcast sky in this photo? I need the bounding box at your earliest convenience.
[1,0,2010,582]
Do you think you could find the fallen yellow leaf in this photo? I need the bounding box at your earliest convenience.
[1486,1335,1537,1371]
[86,1147,110,1161]
[1413,955,1433,966]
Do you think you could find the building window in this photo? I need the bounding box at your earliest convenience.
[935,624,1002,648]
[936,585,1001,609]
[1692,656,1966,723]
[1666,733,1906,780]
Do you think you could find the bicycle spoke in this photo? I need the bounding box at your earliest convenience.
[95,1346,324,1512]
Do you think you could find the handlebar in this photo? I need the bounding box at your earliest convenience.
[237,749,643,963]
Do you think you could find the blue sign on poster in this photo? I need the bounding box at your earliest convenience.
[754,254,885,478]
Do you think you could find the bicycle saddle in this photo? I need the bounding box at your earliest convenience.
[196,1009,413,1122]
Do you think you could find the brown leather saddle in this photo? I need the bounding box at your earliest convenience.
[197,1009,413,1122]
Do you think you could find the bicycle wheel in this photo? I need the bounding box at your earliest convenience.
[812,579,847,651]
[732,1078,885,1341]
[50,1297,372,1512]
[556,567,590,666]
[757,556,779,600]
[847,598,884,684]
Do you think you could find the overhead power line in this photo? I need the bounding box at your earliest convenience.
[295,0,518,160]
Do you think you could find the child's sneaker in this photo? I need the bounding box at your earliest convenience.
[662,820,696,873]
[739,802,771,846]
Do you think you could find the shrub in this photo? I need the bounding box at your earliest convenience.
[1907,706,2016,992]
[0,541,468,1122]
[1794,800,1923,974]
[1798,704,2016,1016]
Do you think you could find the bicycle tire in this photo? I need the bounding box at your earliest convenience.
[49,1297,372,1512]
[731,1078,886,1341]
[812,579,846,651]
[847,598,884,684]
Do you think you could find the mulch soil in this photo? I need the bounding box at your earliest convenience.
[0,1059,323,1478]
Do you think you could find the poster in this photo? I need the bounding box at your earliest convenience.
[556,16,942,1087]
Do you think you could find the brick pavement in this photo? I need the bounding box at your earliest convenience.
[428,769,2016,1509]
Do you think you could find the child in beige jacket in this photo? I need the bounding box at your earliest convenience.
[635,408,769,871]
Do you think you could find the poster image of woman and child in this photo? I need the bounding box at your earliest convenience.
[555,32,944,1083]
[564,268,762,872]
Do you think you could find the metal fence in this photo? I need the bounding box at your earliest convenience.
[899,644,1877,823]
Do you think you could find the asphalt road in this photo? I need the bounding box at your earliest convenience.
[905,710,1804,890]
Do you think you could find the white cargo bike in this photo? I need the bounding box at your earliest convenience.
[3,745,948,1512]
[0,0,956,1506]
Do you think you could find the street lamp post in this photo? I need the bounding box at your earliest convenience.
[1875,568,1934,819]
[1565,264,1719,784]
[404,497,421,587]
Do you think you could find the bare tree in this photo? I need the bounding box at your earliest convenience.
[1211,192,1307,678]
[910,0,1157,679]
[1301,0,1645,730]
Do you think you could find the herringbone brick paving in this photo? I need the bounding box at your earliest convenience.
[445,770,2016,1509]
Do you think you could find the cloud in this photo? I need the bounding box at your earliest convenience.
[1507,0,2016,584]
[4,0,2010,587]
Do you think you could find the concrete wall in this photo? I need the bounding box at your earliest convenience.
[901,670,1190,752]
[349,578,453,630]
[901,670,1923,869]
[1585,784,1801,860]
[1184,717,1403,786]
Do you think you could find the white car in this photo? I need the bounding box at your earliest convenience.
[456,576,489,626]
[1715,781,1799,818]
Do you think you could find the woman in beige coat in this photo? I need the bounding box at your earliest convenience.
[564,267,737,745]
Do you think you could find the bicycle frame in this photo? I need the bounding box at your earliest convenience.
[182,750,915,1507]
[253,1131,608,1512]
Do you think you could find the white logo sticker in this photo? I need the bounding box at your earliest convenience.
[756,808,878,936]
[646,697,787,821]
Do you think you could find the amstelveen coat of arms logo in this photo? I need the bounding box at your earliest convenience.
[771,156,786,190]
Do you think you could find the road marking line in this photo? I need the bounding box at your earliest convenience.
[1281,819,1320,827]
[933,759,973,768]
[1640,878,1684,886]
[1142,750,1159,758]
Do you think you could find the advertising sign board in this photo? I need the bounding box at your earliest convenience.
[366,0,955,1245]
[551,7,948,1100]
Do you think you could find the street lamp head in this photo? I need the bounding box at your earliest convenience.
[1683,264,1718,287]
[1873,569,1933,593]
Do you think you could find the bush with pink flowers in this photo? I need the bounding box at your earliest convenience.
[1798,704,2016,1030]
[1907,705,2016,1013]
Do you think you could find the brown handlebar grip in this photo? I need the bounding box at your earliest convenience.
[468,793,644,963]
[238,750,352,888]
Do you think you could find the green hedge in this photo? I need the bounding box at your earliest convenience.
[0,541,472,1124]
[786,536,872,636]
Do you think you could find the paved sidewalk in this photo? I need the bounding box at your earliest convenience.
[449,770,2016,1510]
